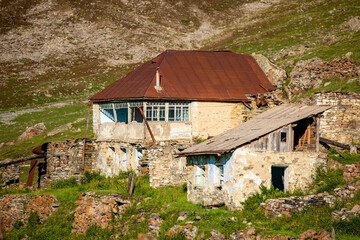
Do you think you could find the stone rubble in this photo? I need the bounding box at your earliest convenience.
[166,223,198,239]
[333,179,360,200]
[261,194,336,217]
[148,213,163,236]
[72,192,130,233]
[289,57,360,94]
[343,163,360,182]
[332,204,360,221]
[2,164,20,186]
[0,194,58,231]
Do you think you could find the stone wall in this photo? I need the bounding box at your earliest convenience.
[261,193,336,217]
[332,204,360,221]
[315,91,360,144]
[148,141,192,188]
[343,163,360,182]
[72,192,130,233]
[333,180,360,199]
[2,164,20,186]
[187,148,327,210]
[39,139,97,187]
[0,194,59,231]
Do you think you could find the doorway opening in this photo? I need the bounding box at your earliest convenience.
[271,166,287,192]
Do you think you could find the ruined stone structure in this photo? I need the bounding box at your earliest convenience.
[316,91,360,145]
[343,163,360,182]
[180,105,331,210]
[0,194,59,231]
[72,192,130,233]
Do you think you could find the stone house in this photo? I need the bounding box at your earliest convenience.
[89,50,275,187]
[178,105,331,209]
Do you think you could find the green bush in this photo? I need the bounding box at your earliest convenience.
[80,171,105,184]
[312,167,346,194]
[328,148,360,164]
[51,177,78,189]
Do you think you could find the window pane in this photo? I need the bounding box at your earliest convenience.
[182,106,189,121]
[176,107,181,121]
[146,107,152,121]
[159,106,165,121]
[169,106,175,121]
[153,106,158,121]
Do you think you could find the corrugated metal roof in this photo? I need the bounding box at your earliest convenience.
[179,105,331,156]
[90,50,274,102]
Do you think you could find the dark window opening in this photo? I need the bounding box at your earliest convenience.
[292,118,315,150]
[281,132,287,142]
[130,107,143,123]
[271,166,286,191]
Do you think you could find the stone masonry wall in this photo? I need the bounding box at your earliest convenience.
[148,141,192,188]
[0,194,59,231]
[315,91,360,144]
[40,139,97,187]
[343,163,360,182]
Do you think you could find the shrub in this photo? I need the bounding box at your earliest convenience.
[328,148,360,164]
[51,177,78,189]
[80,171,105,184]
[312,167,345,194]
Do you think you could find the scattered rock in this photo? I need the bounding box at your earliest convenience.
[148,213,163,236]
[17,122,47,142]
[72,192,130,233]
[345,52,353,58]
[166,224,198,239]
[47,118,84,137]
[289,57,360,93]
[345,16,360,31]
[208,229,225,240]
[252,53,287,88]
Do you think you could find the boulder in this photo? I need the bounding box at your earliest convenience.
[346,16,360,31]
[252,53,287,88]
[17,122,46,142]
[47,118,85,137]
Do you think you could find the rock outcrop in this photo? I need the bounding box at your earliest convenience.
[17,122,47,142]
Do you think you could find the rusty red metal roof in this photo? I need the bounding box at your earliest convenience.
[90,50,274,102]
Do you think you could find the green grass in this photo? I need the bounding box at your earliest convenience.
[2,173,360,240]
[0,102,94,161]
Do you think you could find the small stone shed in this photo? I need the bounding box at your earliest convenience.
[179,105,331,209]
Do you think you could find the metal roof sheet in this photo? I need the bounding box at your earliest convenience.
[179,105,331,156]
[90,50,274,102]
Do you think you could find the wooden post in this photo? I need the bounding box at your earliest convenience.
[316,117,320,152]
[26,159,38,187]
[127,173,135,197]
[137,104,156,144]
[307,124,311,144]
[82,102,91,170]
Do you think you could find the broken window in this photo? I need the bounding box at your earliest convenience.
[168,102,189,122]
[194,165,205,187]
[130,107,143,122]
[271,166,287,192]
[121,148,127,170]
[100,103,115,123]
[135,148,143,167]
[217,164,224,186]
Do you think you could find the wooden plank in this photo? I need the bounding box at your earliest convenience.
[127,173,135,197]
[316,117,320,152]
[0,154,44,168]
[137,105,156,144]
[26,159,38,187]
[307,124,311,144]
[319,137,351,150]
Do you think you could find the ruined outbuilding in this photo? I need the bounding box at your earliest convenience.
[179,105,331,209]
[88,50,275,187]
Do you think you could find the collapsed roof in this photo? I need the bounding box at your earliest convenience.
[179,104,331,156]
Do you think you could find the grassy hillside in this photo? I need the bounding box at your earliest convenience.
[0,0,359,159]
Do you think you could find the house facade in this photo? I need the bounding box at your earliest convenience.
[179,105,331,209]
[89,50,275,187]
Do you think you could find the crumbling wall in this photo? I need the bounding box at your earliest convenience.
[148,141,192,188]
[187,148,327,210]
[40,139,97,187]
[343,163,360,182]
[316,92,360,144]
[0,194,59,231]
